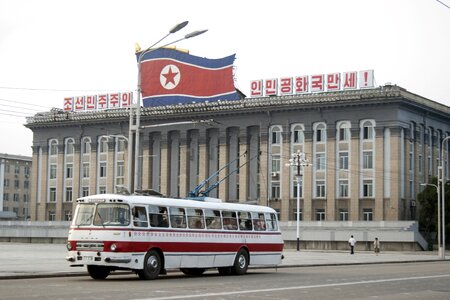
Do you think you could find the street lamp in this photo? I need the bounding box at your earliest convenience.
[420,182,441,258]
[440,136,449,259]
[287,150,310,251]
[129,22,207,193]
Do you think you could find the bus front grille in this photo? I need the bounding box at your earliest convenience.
[76,242,104,251]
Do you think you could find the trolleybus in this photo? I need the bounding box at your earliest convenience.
[66,193,284,280]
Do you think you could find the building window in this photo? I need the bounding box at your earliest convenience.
[316,180,326,198]
[82,163,90,178]
[117,161,124,177]
[65,139,74,155]
[271,126,282,144]
[49,140,58,156]
[4,179,9,187]
[99,162,107,177]
[65,187,72,202]
[293,179,303,198]
[49,211,56,221]
[49,164,57,179]
[363,208,373,221]
[339,180,349,198]
[3,193,9,201]
[316,128,325,142]
[66,163,73,179]
[362,120,375,140]
[338,122,351,141]
[271,182,280,199]
[293,208,303,221]
[14,180,20,189]
[24,180,29,189]
[99,137,108,153]
[64,210,72,221]
[49,188,56,202]
[117,138,125,153]
[13,193,19,201]
[339,152,349,169]
[315,209,326,221]
[363,151,373,169]
[14,164,20,175]
[292,125,304,144]
[316,153,325,170]
[272,155,281,173]
[23,194,29,202]
[339,209,349,221]
[24,166,30,177]
[82,187,89,197]
[99,187,106,194]
[82,138,91,155]
[363,179,373,197]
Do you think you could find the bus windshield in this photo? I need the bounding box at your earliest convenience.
[73,203,130,226]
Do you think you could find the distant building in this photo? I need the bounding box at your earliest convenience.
[25,85,450,222]
[0,154,32,220]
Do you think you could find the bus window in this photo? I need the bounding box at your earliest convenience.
[205,209,222,229]
[187,208,204,229]
[222,211,238,230]
[132,206,148,228]
[148,205,169,228]
[265,213,278,231]
[170,207,187,228]
[252,212,266,231]
[92,203,130,226]
[238,212,253,231]
[74,204,95,226]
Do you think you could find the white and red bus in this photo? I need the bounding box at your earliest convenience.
[66,193,284,280]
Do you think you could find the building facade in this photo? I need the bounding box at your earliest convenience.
[0,154,32,219]
[25,85,450,222]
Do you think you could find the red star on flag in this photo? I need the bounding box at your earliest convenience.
[162,66,178,86]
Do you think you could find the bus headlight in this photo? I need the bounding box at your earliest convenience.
[110,243,117,251]
[66,242,73,251]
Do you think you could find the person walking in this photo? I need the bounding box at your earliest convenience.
[373,237,380,255]
[348,235,356,254]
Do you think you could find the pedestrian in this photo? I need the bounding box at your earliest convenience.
[374,237,380,255]
[348,235,356,254]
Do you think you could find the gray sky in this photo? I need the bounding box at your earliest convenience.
[1,0,449,156]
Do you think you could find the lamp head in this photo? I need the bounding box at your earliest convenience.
[185,29,208,39]
[170,21,189,34]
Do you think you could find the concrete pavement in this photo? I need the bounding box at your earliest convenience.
[0,242,447,279]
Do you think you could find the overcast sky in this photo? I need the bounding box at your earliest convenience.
[1,0,449,156]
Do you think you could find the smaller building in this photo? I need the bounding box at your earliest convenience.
[0,154,32,220]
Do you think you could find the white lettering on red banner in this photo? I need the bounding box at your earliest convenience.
[250,70,375,97]
[63,92,134,112]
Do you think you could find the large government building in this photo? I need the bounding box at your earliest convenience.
[25,85,450,223]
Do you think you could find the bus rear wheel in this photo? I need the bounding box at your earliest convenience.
[231,249,249,275]
[180,268,205,276]
[87,265,110,280]
[138,250,162,280]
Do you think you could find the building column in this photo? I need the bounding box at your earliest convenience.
[159,133,169,197]
[280,126,290,221]
[30,146,41,220]
[141,133,151,190]
[386,127,403,220]
[303,130,313,221]
[374,127,385,220]
[198,129,208,193]
[56,144,65,221]
[259,125,269,206]
[326,127,336,221]
[349,127,360,221]
[218,128,229,201]
[179,131,189,198]
[238,128,248,203]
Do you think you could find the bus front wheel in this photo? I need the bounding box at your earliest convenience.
[232,249,249,275]
[138,250,162,280]
[87,265,110,280]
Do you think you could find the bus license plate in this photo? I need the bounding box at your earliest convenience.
[83,256,93,261]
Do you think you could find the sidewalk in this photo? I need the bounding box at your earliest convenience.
[0,242,447,279]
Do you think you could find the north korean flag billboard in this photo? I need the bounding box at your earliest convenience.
[138,48,240,107]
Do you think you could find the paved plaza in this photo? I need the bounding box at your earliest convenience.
[0,242,447,279]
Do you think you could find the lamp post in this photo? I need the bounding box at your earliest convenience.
[421,182,441,258]
[129,22,207,193]
[440,136,449,259]
[287,150,310,251]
